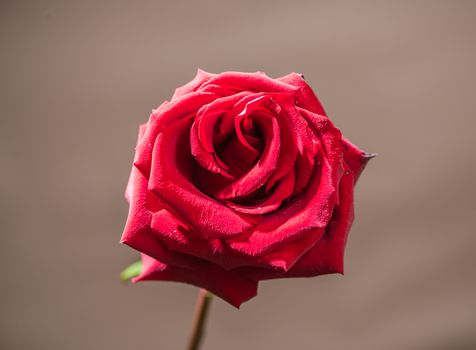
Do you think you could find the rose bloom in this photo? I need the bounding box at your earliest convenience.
[121,70,371,307]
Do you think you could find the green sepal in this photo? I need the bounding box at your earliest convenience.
[120,260,143,283]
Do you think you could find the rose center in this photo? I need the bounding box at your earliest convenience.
[214,115,264,178]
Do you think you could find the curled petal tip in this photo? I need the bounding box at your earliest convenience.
[364,153,377,159]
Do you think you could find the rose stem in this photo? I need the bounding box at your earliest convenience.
[187,288,214,350]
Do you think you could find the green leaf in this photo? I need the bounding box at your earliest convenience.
[120,260,143,283]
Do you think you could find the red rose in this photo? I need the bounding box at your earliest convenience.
[121,70,371,307]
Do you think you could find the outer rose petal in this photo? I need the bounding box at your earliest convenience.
[281,169,356,276]
[151,209,257,270]
[134,254,258,308]
[241,166,356,281]
[199,71,299,94]
[171,69,216,101]
[121,165,202,270]
[125,123,148,204]
[277,73,327,116]
[342,137,374,183]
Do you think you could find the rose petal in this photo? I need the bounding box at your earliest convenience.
[242,168,355,280]
[217,135,260,177]
[151,209,265,270]
[263,95,299,191]
[134,253,258,308]
[190,92,252,178]
[171,69,216,100]
[226,170,295,215]
[125,123,148,204]
[227,112,344,265]
[214,96,281,200]
[277,72,327,116]
[255,226,325,271]
[342,137,373,183]
[149,117,256,238]
[135,92,217,178]
[121,167,199,269]
[151,209,250,270]
[199,71,299,94]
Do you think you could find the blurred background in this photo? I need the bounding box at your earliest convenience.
[1,1,475,349]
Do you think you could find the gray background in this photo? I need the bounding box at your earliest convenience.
[1,1,475,349]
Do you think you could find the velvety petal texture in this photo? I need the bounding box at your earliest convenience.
[121,70,371,307]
